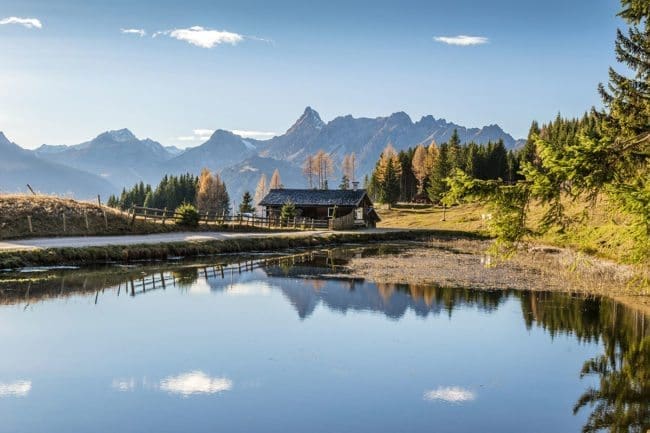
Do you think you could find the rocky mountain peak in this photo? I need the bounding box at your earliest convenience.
[286,106,325,135]
[93,128,137,143]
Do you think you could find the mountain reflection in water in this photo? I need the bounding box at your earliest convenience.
[0,248,648,432]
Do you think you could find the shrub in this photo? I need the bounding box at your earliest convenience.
[175,203,200,228]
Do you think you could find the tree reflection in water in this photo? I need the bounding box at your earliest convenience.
[519,291,649,433]
[0,249,648,432]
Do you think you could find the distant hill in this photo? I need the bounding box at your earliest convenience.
[20,108,523,202]
[163,129,256,175]
[35,129,176,188]
[0,132,114,198]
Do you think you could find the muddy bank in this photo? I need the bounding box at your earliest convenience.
[332,239,650,311]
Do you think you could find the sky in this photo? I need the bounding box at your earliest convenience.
[0,0,624,149]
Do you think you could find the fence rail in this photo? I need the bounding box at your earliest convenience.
[128,206,330,230]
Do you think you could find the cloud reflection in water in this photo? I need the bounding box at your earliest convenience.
[0,380,32,397]
[159,371,233,397]
[423,386,476,403]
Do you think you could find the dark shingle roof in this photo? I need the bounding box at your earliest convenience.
[259,189,370,207]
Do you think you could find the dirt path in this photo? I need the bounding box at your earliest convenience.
[0,229,401,251]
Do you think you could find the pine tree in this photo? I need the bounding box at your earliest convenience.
[239,191,254,214]
[339,175,350,190]
[522,121,541,166]
[427,142,450,203]
[280,200,296,224]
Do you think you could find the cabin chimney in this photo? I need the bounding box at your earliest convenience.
[352,181,359,191]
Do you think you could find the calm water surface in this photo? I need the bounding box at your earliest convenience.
[0,248,648,433]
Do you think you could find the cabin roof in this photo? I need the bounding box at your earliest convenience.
[259,188,371,207]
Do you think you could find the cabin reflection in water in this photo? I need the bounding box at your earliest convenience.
[0,250,648,433]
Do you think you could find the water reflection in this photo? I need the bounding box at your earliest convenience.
[159,372,233,397]
[0,247,648,432]
[0,380,31,398]
[423,386,476,403]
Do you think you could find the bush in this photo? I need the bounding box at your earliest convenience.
[175,203,200,227]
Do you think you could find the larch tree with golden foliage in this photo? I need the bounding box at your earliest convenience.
[270,169,282,189]
[411,145,429,193]
[253,173,269,214]
[302,155,316,188]
[313,150,334,189]
[342,153,357,185]
[196,168,230,215]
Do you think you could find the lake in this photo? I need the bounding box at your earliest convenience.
[0,247,648,433]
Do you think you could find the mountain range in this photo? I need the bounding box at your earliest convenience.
[1,107,523,201]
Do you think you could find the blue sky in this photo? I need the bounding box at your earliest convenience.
[1,0,623,148]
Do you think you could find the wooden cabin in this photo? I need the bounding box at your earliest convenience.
[259,189,380,229]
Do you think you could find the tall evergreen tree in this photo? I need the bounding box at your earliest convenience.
[427,143,450,203]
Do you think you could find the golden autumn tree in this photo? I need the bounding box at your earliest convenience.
[314,150,334,189]
[270,169,282,189]
[411,145,429,193]
[302,155,316,188]
[342,152,357,186]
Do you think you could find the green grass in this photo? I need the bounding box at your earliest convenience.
[378,199,649,265]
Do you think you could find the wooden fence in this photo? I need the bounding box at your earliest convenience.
[128,206,330,230]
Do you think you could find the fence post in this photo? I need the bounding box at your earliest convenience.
[130,206,136,228]
[27,215,33,233]
[84,210,90,232]
[162,207,167,225]
[62,214,67,233]
[102,207,108,229]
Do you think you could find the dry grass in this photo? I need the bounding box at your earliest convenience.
[0,194,171,239]
[378,202,489,233]
[340,241,650,311]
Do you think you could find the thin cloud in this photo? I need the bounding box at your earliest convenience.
[165,26,243,48]
[231,130,276,139]
[0,17,42,29]
[176,129,214,142]
[193,129,215,137]
[434,35,488,46]
[121,28,146,37]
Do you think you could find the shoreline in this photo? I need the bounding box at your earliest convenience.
[0,229,484,269]
[330,239,650,314]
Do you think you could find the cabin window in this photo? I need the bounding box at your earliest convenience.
[327,207,335,218]
[355,207,363,220]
